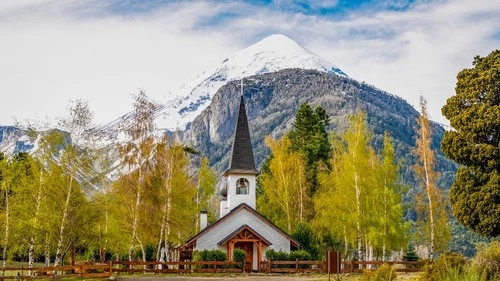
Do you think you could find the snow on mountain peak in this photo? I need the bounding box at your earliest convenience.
[157,34,347,130]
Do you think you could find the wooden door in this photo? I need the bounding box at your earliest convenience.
[235,242,253,272]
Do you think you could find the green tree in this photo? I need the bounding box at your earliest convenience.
[291,222,320,260]
[151,143,197,262]
[196,156,217,229]
[414,96,450,261]
[258,136,307,233]
[441,50,500,237]
[314,112,374,262]
[314,112,406,263]
[117,90,158,262]
[52,99,94,266]
[288,103,331,195]
[373,133,408,261]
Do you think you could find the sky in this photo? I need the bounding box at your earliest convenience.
[0,0,499,128]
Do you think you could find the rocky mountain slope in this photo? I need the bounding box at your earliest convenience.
[180,68,456,189]
[158,34,347,129]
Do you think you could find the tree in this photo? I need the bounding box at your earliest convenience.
[372,133,408,261]
[196,156,217,230]
[152,142,197,262]
[258,136,307,233]
[52,99,94,266]
[117,90,158,263]
[414,96,450,261]
[288,103,331,195]
[441,50,500,237]
[314,112,407,263]
[0,152,12,268]
[314,112,374,262]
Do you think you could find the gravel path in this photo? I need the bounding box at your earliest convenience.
[115,275,327,281]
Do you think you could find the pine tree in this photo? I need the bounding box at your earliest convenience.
[441,50,500,237]
[288,103,331,195]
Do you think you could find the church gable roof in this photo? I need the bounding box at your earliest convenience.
[225,95,259,175]
[178,203,299,249]
[218,224,272,246]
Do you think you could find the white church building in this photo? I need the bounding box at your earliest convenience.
[178,95,299,271]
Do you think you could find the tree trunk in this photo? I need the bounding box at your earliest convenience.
[44,233,51,267]
[2,183,10,269]
[53,173,74,267]
[354,171,363,268]
[128,169,142,263]
[156,211,166,263]
[421,124,435,261]
[29,169,44,274]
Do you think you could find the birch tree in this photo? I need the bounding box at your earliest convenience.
[152,143,197,262]
[371,133,408,261]
[195,156,216,232]
[117,90,157,263]
[413,96,450,261]
[258,136,307,233]
[0,153,11,268]
[52,100,94,267]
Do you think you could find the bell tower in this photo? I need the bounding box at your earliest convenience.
[219,82,259,218]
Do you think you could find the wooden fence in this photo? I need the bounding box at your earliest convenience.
[1,259,425,279]
[0,263,112,280]
[0,261,242,280]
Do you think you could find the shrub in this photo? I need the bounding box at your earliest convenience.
[288,250,312,261]
[470,241,500,280]
[192,249,227,268]
[266,249,289,261]
[362,263,397,281]
[233,248,247,266]
[417,252,466,281]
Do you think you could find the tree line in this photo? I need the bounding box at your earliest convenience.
[258,101,449,263]
[0,92,217,270]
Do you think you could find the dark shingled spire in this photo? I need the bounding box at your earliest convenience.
[225,95,259,175]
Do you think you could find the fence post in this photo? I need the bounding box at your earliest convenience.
[109,261,113,276]
[267,260,271,274]
[296,258,299,273]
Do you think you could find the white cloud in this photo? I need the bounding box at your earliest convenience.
[0,0,499,127]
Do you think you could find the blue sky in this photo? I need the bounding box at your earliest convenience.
[0,0,499,127]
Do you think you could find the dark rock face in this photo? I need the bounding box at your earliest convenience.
[181,68,455,188]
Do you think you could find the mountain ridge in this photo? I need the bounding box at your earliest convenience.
[158,34,347,130]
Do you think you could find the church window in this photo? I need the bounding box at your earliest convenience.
[236,178,249,195]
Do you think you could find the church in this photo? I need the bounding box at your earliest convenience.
[178,94,299,272]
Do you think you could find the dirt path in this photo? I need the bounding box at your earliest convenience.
[115,275,327,281]
[114,272,419,281]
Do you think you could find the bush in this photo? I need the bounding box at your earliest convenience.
[233,248,247,266]
[362,263,397,281]
[265,249,289,261]
[470,241,500,280]
[192,249,227,268]
[417,252,467,281]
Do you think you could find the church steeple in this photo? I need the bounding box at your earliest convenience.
[219,83,259,217]
[225,94,259,175]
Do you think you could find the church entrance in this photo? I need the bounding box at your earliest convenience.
[234,242,253,272]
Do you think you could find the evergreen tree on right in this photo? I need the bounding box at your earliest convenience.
[441,50,500,237]
[288,103,331,195]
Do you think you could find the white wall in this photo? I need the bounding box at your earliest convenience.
[226,174,256,211]
[196,207,291,254]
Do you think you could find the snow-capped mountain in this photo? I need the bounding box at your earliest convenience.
[158,34,347,130]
